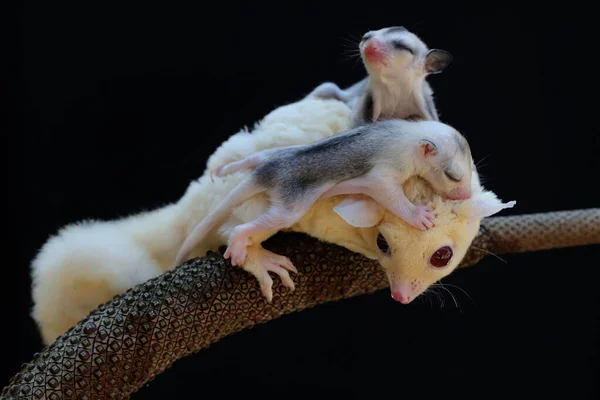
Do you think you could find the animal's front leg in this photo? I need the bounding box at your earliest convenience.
[319,178,369,199]
[320,175,435,230]
[241,244,298,302]
[365,182,435,231]
[224,233,253,266]
[371,95,382,122]
[307,82,351,103]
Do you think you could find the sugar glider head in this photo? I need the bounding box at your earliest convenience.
[359,26,453,84]
[415,125,474,201]
[332,174,515,304]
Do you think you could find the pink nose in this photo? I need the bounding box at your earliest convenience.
[364,40,384,62]
[447,186,471,200]
[391,291,412,304]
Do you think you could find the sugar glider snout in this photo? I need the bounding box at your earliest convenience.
[391,291,412,305]
[389,279,416,305]
[445,185,472,200]
[362,39,386,64]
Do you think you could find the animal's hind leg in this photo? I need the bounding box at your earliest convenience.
[213,153,263,177]
[224,189,328,266]
[224,204,303,266]
[213,145,302,177]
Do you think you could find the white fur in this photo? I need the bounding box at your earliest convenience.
[30,94,514,344]
[30,97,354,344]
[309,26,453,125]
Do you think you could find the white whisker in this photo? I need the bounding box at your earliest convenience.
[470,245,507,263]
[439,283,475,305]
[432,283,460,310]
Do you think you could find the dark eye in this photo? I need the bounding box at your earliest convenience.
[430,246,453,268]
[362,33,372,42]
[376,233,391,255]
[391,40,414,54]
[444,170,460,182]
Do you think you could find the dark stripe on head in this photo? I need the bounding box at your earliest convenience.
[452,131,470,155]
[386,26,407,34]
[391,40,414,54]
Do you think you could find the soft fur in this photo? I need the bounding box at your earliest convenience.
[30,97,354,344]
[30,95,514,345]
[293,166,514,303]
[307,26,453,126]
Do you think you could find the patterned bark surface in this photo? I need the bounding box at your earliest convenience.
[2,209,598,400]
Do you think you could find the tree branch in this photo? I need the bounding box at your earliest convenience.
[2,209,599,400]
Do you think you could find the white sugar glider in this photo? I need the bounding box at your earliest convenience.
[307,26,453,125]
[293,172,515,305]
[207,26,453,191]
[175,120,516,302]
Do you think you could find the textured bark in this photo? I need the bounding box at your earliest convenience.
[2,209,599,400]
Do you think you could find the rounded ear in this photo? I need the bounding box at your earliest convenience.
[418,139,438,157]
[333,195,384,228]
[425,49,453,74]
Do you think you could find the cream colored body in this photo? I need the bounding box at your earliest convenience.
[30,97,353,344]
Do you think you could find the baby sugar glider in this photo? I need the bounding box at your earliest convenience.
[307,26,453,126]
[175,118,473,268]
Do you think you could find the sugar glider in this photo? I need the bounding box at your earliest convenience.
[174,119,496,300]
[177,129,514,302]
[208,26,454,186]
[29,96,514,345]
[291,171,515,305]
[307,26,453,126]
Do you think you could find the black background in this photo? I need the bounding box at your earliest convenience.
[5,2,599,399]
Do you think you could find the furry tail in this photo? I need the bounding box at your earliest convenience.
[30,221,163,344]
[174,175,263,265]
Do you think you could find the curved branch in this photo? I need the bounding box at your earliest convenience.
[2,209,599,400]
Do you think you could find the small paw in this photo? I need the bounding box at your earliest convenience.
[310,83,343,100]
[224,236,253,266]
[212,163,231,177]
[209,164,227,183]
[212,164,225,177]
[262,250,297,291]
[242,248,298,302]
[409,205,435,231]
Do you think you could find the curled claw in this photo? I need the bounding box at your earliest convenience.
[411,205,436,231]
[224,236,253,266]
[257,271,275,302]
[257,249,297,298]
[261,250,297,289]
[265,264,295,292]
[240,247,298,302]
[264,250,297,274]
